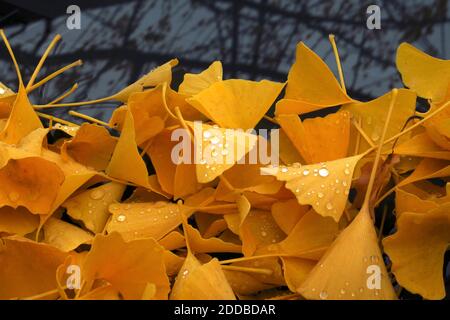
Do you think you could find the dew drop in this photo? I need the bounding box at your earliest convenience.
[90,189,105,200]
[302,169,310,176]
[318,168,329,177]
[326,203,333,210]
[344,168,351,175]
[281,167,288,173]
[319,291,328,300]
[116,214,126,222]
[261,231,267,237]
[340,288,346,295]
[203,131,212,139]
[318,192,324,198]
[210,136,220,145]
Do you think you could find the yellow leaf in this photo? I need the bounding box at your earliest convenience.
[63,182,126,233]
[113,59,178,102]
[298,208,397,300]
[262,155,363,222]
[0,84,42,144]
[0,236,67,299]
[396,42,450,103]
[170,253,235,300]
[42,218,92,252]
[0,206,39,235]
[343,89,416,153]
[191,122,258,183]
[61,123,117,171]
[106,109,149,187]
[187,79,284,129]
[82,232,170,300]
[106,202,182,241]
[179,61,223,96]
[277,111,351,163]
[285,42,352,105]
[383,204,450,300]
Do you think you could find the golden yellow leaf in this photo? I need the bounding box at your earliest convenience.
[63,182,125,233]
[61,124,117,171]
[262,155,363,222]
[179,61,223,96]
[383,204,450,300]
[170,253,235,300]
[187,79,284,129]
[397,42,450,103]
[82,232,170,300]
[285,42,352,105]
[298,208,397,300]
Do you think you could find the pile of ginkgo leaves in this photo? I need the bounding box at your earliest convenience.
[0,30,449,300]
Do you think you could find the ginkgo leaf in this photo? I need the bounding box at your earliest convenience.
[0,84,42,145]
[383,204,450,300]
[0,236,67,299]
[165,86,208,123]
[184,223,241,254]
[262,155,363,222]
[271,199,309,234]
[158,230,185,250]
[230,256,286,286]
[113,59,178,102]
[395,187,439,217]
[285,42,352,105]
[275,99,331,116]
[63,182,126,233]
[343,89,416,153]
[127,85,168,145]
[40,148,98,214]
[223,269,275,296]
[0,206,39,235]
[147,129,181,194]
[0,157,64,214]
[170,253,236,300]
[277,111,351,163]
[61,124,117,171]
[187,79,284,129]
[179,61,223,96]
[281,257,316,292]
[106,109,149,187]
[190,122,258,183]
[298,208,397,300]
[397,158,450,188]
[163,250,185,277]
[42,218,93,252]
[81,232,170,300]
[106,202,182,241]
[397,42,450,103]
[271,209,338,260]
[240,209,286,256]
[394,132,450,160]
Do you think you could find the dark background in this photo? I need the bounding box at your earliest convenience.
[0,0,449,300]
[0,0,449,121]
